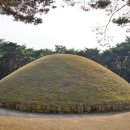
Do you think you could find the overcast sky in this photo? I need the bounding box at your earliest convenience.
[0,4,128,50]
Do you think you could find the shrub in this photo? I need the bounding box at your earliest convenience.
[62,106,71,113]
[77,103,84,113]
[0,102,2,107]
[57,106,63,113]
[19,103,28,111]
[36,105,43,112]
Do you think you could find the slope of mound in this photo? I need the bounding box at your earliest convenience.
[0,54,130,113]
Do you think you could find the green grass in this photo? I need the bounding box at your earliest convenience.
[0,54,130,112]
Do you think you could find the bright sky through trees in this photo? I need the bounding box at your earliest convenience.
[0,4,128,50]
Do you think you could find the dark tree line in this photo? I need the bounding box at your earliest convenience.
[1,37,130,83]
[100,37,130,82]
[0,39,53,79]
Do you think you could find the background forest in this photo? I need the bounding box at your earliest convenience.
[1,37,130,83]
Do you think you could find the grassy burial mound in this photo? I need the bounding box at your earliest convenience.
[0,54,130,113]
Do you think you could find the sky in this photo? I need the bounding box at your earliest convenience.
[0,3,128,50]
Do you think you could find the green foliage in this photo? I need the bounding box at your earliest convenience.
[100,37,130,82]
[0,40,53,79]
[0,0,129,26]
[0,40,35,79]
[0,0,54,24]
[89,0,111,9]
[77,48,100,62]
[113,17,130,25]
[0,42,100,80]
[55,45,67,53]
[1,37,130,84]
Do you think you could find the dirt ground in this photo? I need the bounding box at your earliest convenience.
[0,108,130,130]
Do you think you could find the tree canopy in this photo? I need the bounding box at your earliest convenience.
[0,0,56,24]
[1,37,130,83]
[0,0,130,26]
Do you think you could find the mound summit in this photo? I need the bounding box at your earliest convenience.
[0,54,130,113]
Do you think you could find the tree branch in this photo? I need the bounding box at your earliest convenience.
[104,3,129,34]
[0,3,17,16]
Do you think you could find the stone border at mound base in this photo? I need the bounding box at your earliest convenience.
[0,100,130,113]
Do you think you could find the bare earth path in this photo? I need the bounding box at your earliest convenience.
[0,108,130,130]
